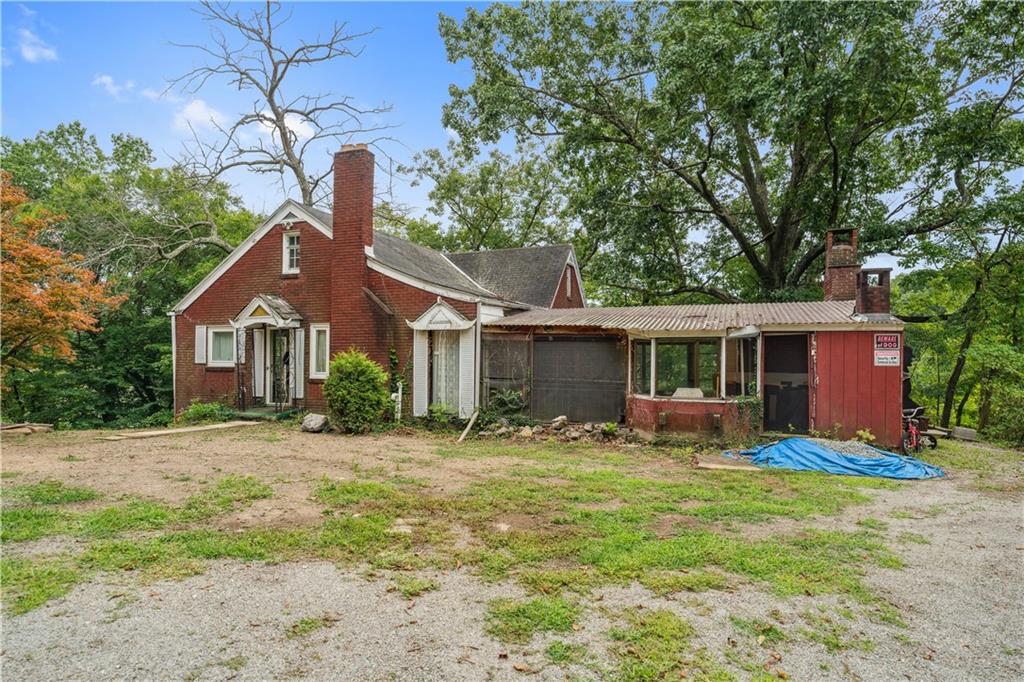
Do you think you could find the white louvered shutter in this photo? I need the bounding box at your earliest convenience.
[412,330,429,417]
[293,328,305,399]
[194,325,207,364]
[458,327,476,418]
[252,329,265,397]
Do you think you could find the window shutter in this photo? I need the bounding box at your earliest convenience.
[459,327,476,418]
[412,330,429,417]
[194,325,207,364]
[293,328,305,399]
[252,329,265,398]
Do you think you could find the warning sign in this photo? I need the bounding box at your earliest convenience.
[874,333,900,350]
[874,350,900,367]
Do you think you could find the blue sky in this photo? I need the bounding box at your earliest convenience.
[2,1,481,214]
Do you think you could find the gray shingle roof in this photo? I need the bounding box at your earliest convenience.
[371,231,496,299]
[487,300,902,331]
[447,244,573,308]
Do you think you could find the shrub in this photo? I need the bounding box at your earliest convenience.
[177,400,233,425]
[323,349,391,433]
[601,422,619,437]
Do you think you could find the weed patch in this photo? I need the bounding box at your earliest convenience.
[0,556,83,614]
[546,640,587,665]
[608,608,695,681]
[485,596,580,644]
[390,574,439,599]
[6,480,101,505]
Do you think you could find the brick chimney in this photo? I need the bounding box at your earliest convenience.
[855,268,892,315]
[823,228,860,301]
[330,143,384,360]
[333,143,375,254]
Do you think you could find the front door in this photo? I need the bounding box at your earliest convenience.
[269,328,291,405]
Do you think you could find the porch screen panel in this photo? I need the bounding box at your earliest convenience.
[481,333,530,407]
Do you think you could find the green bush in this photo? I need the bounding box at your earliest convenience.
[323,350,391,433]
[177,401,233,425]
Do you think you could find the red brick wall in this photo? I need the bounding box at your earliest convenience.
[627,396,740,435]
[174,219,334,413]
[550,265,585,309]
[812,330,903,447]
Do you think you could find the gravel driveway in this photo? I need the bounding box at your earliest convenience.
[3,475,1021,681]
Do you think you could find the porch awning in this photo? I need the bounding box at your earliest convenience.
[233,294,302,329]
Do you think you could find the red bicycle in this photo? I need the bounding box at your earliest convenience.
[902,406,937,455]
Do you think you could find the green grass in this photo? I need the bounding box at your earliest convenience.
[0,556,83,614]
[390,574,439,599]
[0,508,66,542]
[179,475,273,521]
[6,480,101,505]
[313,478,403,507]
[729,615,788,645]
[608,608,695,681]
[856,517,888,531]
[546,640,587,665]
[286,615,332,639]
[639,571,729,596]
[1,470,22,478]
[799,608,875,652]
[485,596,581,644]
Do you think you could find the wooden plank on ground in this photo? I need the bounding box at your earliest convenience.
[100,421,260,441]
[695,454,763,472]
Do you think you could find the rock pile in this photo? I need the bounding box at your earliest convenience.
[478,415,637,444]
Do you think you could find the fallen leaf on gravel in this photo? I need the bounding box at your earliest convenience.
[757,635,765,645]
[572,623,580,631]
[513,663,533,673]
[777,670,789,680]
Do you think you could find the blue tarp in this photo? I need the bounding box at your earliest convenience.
[737,437,945,480]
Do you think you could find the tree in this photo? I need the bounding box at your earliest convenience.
[0,173,124,380]
[171,0,393,206]
[388,141,570,252]
[440,1,1023,301]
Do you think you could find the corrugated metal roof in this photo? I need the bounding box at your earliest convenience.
[486,300,902,331]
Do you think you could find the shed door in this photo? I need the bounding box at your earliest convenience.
[532,336,626,423]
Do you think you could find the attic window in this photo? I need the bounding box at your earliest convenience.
[866,272,881,287]
[566,269,573,299]
[283,232,300,274]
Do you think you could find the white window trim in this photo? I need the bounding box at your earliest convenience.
[207,325,236,367]
[282,231,300,274]
[309,323,330,379]
[566,268,573,299]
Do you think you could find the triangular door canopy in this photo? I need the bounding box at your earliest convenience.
[234,294,302,329]
[406,297,475,331]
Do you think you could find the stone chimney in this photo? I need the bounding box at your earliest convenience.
[332,143,374,253]
[823,228,860,301]
[856,268,892,315]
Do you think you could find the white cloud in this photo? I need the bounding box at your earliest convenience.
[257,111,315,141]
[18,28,57,63]
[2,48,13,68]
[18,4,37,18]
[141,87,181,103]
[92,74,134,99]
[174,99,226,132]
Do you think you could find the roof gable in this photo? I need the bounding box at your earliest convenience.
[171,200,332,314]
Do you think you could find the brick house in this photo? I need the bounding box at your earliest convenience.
[172,145,904,446]
[169,145,585,418]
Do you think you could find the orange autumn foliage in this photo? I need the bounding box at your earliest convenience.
[1,172,125,380]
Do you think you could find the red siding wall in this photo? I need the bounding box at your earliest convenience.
[550,265,585,309]
[812,330,903,447]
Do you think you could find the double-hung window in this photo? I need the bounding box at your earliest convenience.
[309,324,330,379]
[282,232,300,274]
[207,326,236,367]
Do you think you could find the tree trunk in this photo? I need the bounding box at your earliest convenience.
[977,371,993,431]
[954,383,974,426]
[940,327,974,428]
